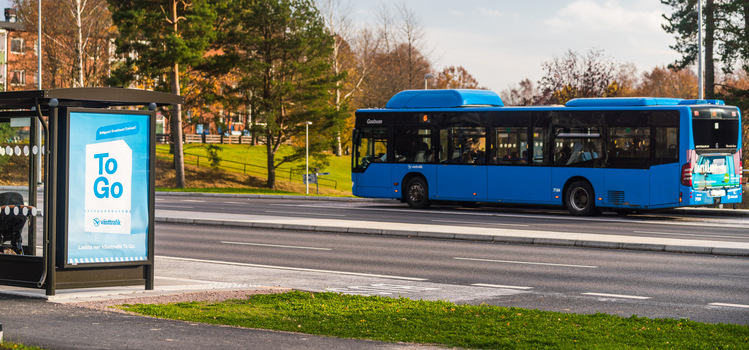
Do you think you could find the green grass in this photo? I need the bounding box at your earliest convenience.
[120,291,749,349]
[0,342,46,350]
[156,144,352,192]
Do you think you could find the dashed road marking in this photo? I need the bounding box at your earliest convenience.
[581,292,651,300]
[455,257,598,269]
[708,302,749,309]
[221,241,332,251]
[471,283,533,290]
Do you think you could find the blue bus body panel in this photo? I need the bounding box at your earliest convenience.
[436,165,488,200]
[600,169,650,208]
[352,164,393,199]
[649,163,681,206]
[488,166,552,204]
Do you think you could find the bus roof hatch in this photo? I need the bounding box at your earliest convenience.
[565,97,684,107]
[385,89,504,109]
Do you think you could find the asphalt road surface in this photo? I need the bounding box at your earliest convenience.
[153,195,749,325]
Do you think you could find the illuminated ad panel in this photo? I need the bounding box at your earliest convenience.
[66,110,151,265]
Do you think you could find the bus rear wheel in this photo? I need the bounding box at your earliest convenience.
[405,177,430,209]
[565,181,598,216]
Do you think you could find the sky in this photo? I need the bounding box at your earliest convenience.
[345,0,682,93]
[0,0,682,93]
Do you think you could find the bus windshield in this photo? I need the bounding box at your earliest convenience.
[692,107,740,150]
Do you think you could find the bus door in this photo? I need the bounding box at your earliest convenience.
[649,126,680,206]
[351,127,392,198]
[436,127,487,200]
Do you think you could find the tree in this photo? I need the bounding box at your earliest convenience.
[661,0,718,97]
[500,78,537,106]
[355,3,432,108]
[13,0,115,88]
[634,66,698,98]
[720,0,749,73]
[219,0,337,189]
[433,66,482,89]
[537,49,625,105]
[108,0,216,188]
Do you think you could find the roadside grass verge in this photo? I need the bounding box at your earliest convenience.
[0,342,45,350]
[120,291,749,349]
[155,144,353,194]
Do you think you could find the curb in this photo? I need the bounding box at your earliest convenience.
[155,217,749,257]
[156,191,383,202]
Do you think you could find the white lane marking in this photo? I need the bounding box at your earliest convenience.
[224,201,245,204]
[158,255,428,281]
[454,257,598,269]
[157,205,196,209]
[708,302,749,309]
[471,283,533,290]
[581,292,651,300]
[181,199,206,203]
[634,231,747,240]
[432,219,529,227]
[264,210,346,217]
[221,241,332,251]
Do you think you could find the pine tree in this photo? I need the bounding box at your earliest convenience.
[107,0,216,188]
[661,0,717,97]
[219,0,338,189]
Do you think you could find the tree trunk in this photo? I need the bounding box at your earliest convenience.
[170,0,185,188]
[75,0,84,87]
[265,131,275,189]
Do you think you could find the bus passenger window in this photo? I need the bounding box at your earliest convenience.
[553,128,601,167]
[441,127,485,164]
[608,127,650,168]
[492,127,528,165]
[394,128,432,163]
[654,127,678,163]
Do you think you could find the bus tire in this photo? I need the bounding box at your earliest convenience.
[405,177,430,209]
[565,181,598,216]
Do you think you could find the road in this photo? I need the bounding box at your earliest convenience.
[154,194,749,325]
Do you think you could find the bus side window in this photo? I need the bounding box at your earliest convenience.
[441,127,485,164]
[492,127,528,165]
[654,127,678,163]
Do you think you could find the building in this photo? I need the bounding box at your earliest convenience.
[0,8,38,91]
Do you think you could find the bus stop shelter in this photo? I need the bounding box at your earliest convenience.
[0,87,183,295]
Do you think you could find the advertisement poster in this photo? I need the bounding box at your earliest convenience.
[66,111,151,265]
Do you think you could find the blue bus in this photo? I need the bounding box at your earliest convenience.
[351,89,744,215]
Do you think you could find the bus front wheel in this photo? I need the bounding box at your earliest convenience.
[405,177,431,209]
[565,181,598,216]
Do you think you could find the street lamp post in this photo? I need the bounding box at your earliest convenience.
[424,74,434,89]
[305,121,312,194]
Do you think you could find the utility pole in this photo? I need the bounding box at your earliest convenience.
[697,0,703,99]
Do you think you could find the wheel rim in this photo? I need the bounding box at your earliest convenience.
[409,182,425,203]
[570,187,589,211]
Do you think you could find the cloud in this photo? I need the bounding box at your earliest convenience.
[478,7,502,17]
[545,0,664,35]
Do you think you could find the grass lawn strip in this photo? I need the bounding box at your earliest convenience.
[120,291,749,349]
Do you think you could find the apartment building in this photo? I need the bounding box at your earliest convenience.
[0,8,37,91]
